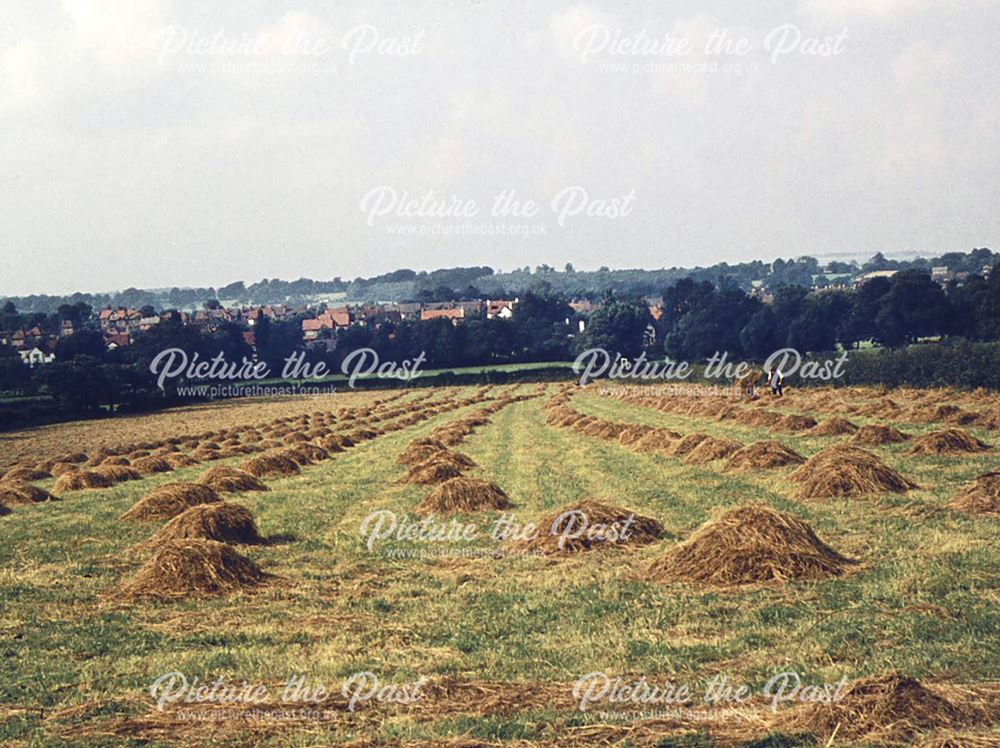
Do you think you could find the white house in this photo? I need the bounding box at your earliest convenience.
[19,347,54,367]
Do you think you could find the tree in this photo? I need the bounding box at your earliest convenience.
[875,270,951,345]
[578,297,651,358]
[840,277,891,347]
[55,330,106,361]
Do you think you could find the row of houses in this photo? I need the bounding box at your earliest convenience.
[301,299,517,340]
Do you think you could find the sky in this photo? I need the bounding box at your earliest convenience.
[0,0,998,296]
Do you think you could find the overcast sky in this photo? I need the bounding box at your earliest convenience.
[1,0,998,296]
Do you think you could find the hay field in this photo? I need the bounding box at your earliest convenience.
[1,382,999,746]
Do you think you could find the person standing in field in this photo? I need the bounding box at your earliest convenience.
[767,368,784,397]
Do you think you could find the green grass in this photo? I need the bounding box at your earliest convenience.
[1,385,998,746]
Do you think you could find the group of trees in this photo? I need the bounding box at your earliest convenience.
[661,267,1000,360]
[4,249,995,313]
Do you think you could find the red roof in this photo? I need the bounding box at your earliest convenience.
[421,308,465,321]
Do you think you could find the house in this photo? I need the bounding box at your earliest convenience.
[569,300,596,315]
[456,300,484,317]
[931,266,953,284]
[396,303,422,320]
[105,332,129,350]
[853,270,898,287]
[486,299,516,319]
[138,316,161,332]
[19,346,54,367]
[421,308,465,323]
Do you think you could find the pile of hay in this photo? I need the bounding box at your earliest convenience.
[163,453,201,469]
[93,465,142,484]
[723,440,805,471]
[282,444,329,465]
[53,471,112,492]
[775,414,818,432]
[240,453,301,478]
[397,440,451,465]
[0,482,58,505]
[315,434,347,453]
[403,460,464,485]
[946,472,1000,515]
[416,478,513,514]
[99,455,131,467]
[131,456,173,475]
[669,433,711,457]
[645,504,856,587]
[682,436,743,465]
[790,445,918,500]
[523,500,665,554]
[775,674,979,746]
[812,416,859,436]
[50,462,80,477]
[1,465,51,482]
[122,482,222,521]
[851,424,911,446]
[196,466,270,493]
[118,539,268,600]
[149,502,264,545]
[906,428,990,456]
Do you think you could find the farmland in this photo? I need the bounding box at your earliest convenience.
[1,382,998,746]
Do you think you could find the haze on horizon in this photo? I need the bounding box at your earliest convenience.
[1,0,998,297]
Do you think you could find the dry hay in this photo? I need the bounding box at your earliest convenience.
[117,539,268,600]
[99,455,132,466]
[61,452,88,464]
[775,413,818,432]
[240,453,301,478]
[121,482,222,521]
[163,453,201,469]
[431,428,468,446]
[131,456,174,476]
[1,465,51,482]
[348,428,379,442]
[906,428,990,456]
[910,403,966,424]
[93,465,143,484]
[812,416,860,436]
[128,450,151,460]
[632,428,683,454]
[852,424,912,445]
[53,471,113,492]
[148,502,264,545]
[790,445,918,500]
[397,440,450,465]
[617,425,653,446]
[775,674,991,746]
[947,472,1000,515]
[314,434,347,453]
[522,499,665,554]
[282,432,309,444]
[723,440,806,472]
[403,459,465,485]
[196,466,270,493]
[645,504,856,587]
[416,477,513,514]
[669,432,712,457]
[281,444,330,465]
[682,436,743,465]
[0,482,58,505]
[49,462,80,477]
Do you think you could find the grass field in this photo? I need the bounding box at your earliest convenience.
[1,383,998,746]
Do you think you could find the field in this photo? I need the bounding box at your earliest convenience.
[1,382,999,747]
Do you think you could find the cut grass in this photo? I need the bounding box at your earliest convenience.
[0,385,998,746]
